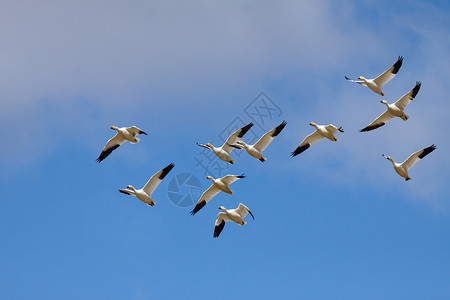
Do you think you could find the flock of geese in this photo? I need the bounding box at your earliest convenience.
[96,56,436,238]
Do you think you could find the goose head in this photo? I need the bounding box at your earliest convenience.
[218,206,227,212]
[206,176,214,181]
[380,100,389,105]
[381,154,392,161]
[205,143,213,149]
[358,76,366,81]
[110,126,119,130]
[309,122,318,128]
[127,185,134,190]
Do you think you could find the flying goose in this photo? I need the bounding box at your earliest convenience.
[291,122,344,157]
[190,174,245,215]
[96,125,147,163]
[119,163,174,206]
[214,203,255,238]
[345,56,403,96]
[360,82,421,132]
[382,145,436,181]
[197,123,253,164]
[230,121,287,162]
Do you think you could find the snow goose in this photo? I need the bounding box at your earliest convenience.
[119,163,174,206]
[230,121,287,162]
[96,125,147,163]
[190,174,245,215]
[214,203,254,238]
[360,82,421,132]
[291,122,343,157]
[382,145,436,181]
[345,56,403,96]
[197,123,253,164]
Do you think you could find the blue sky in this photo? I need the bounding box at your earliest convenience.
[1,0,450,299]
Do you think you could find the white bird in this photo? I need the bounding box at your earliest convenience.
[382,145,436,181]
[230,121,287,162]
[197,123,253,164]
[214,203,255,238]
[361,82,421,132]
[119,163,174,206]
[190,174,245,215]
[291,122,344,157]
[96,125,147,163]
[345,56,403,96]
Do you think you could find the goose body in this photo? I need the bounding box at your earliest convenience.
[231,121,286,162]
[361,82,421,132]
[345,56,403,96]
[291,122,343,157]
[197,123,253,164]
[190,174,245,215]
[382,145,436,181]
[96,125,147,163]
[119,163,174,206]
[214,203,254,238]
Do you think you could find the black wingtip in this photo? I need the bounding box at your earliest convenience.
[418,144,436,159]
[411,81,422,99]
[272,120,287,137]
[248,209,255,220]
[237,122,254,138]
[140,131,148,135]
[338,126,344,133]
[213,220,225,238]
[190,200,206,216]
[291,143,310,157]
[392,56,403,74]
[237,174,246,179]
[159,163,175,180]
[345,76,350,80]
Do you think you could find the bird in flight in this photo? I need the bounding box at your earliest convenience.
[96,125,147,163]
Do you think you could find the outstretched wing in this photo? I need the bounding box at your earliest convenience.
[373,56,403,86]
[394,81,421,110]
[402,144,436,171]
[360,110,395,132]
[143,163,175,195]
[234,203,254,220]
[126,126,147,136]
[190,185,221,215]
[291,131,323,156]
[222,123,254,153]
[96,133,126,163]
[254,121,287,152]
[213,213,230,238]
[220,174,245,185]
[345,76,367,86]
[325,124,344,134]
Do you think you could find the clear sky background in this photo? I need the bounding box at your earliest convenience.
[1,0,450,299]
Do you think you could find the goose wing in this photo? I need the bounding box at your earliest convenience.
[119,189,135,196]
[402,145,436,171]
[234,203,254,220]
[213,213,231,238]
[96,133,126,163]
[373,56,403,86]
[345,76,367,86]
[220,174,245,185]
[126,126,147,136]
[143,163,175,195]
[360,110,395,132]
[222,122,254,154]
[324,124,344,134]
[190,185,221,215]
[291,131,323,156]
[254,121,286,152]
[394,81,421,110]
